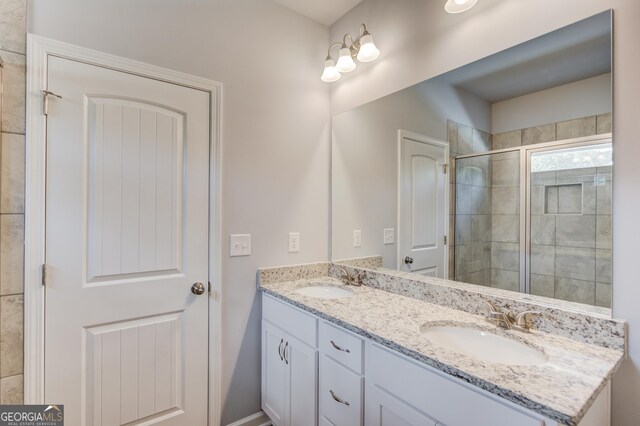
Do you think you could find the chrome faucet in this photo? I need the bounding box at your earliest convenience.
[482,301,541,333]
[338,266,362,286]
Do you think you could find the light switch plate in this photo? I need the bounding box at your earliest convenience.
[353,229,362,248]
[383,228,395,245]
[230,234,251,257]
[288,232,300,253]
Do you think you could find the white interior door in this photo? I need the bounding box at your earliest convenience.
[400,133,448,277]
[44,55,211,425]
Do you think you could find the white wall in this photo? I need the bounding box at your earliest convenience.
[492,73,612,133]
[332,77,490,266]
[27,1,330,423]
[330,1,640,424]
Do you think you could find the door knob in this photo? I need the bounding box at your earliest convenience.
[404,256,414,265]
[191,282,206,295]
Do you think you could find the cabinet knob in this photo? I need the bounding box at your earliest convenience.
[404,256,414,265]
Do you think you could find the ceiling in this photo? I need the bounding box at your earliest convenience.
[272,0,363,26]
[436,11,612,103]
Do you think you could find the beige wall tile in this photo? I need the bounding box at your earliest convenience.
[492,130,521,150]
[556,215,596,248]
[447,120,458,155]
[457,124,473,155]
[492,187,519,215]
[555,246,596,281]
[490,269,519,292]
[556,116,596,140]
[596,249,612,284]
[523,124,556,145]
[0,374,23,404]
[596,282,612,308]
[596,112,612,134]
[491,214,519,243]
[0,214,24,295]
[555,277,595,305]
[472,129,491,153]
[490,242,519,271]
[530,274,554,298]
[596,215,612,249]
[1,51,25,134]
[1,133,25,213]
[0,294,23,377]
[531,244,555,276]
[0,0,26,54]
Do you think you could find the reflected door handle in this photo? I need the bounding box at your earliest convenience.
[191,282,206,295]
[404,256,414,265]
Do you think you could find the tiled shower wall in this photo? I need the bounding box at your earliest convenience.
[0,0,26,404]
[450,113,612,307]
[492,114,612,307]
[447,121,493,285]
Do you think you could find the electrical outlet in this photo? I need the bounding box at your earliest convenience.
[288,232,300,253]
[383,228,395,245]
[230,234,251,257]
[353,229,362,248]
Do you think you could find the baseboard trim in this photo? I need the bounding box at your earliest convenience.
[225,411,271,426]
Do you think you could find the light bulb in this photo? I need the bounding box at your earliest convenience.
[336,46,357,73]
[357,33,380,62]
[444,0,478,13]
[321,58,341,83]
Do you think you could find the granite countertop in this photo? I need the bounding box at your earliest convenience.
[259,276,625,426]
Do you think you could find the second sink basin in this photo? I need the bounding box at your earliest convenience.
[421,325,547,366]
[295,284,353,299]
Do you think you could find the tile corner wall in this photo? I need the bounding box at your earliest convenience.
[0,0,27,404]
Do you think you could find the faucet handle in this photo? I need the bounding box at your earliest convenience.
[514,310,542,330]
[482,300,500,313]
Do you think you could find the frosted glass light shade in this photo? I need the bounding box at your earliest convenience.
[444,0,478,13]
[357,34,380,62]
[336,47,357,73]
[321,58,341,82]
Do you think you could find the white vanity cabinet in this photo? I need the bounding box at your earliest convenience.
[262,295,318,426]
[261,293,610,426]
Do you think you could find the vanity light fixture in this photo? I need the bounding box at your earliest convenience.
[445,0,479,14]
[321,24,380,83]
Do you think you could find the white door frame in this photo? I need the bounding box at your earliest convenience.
[396,129,449,275]
[24,35,223,425]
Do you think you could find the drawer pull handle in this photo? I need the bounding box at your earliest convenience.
[278,339,284,361]
[330,390,350,406]
[330,340,351,353]
[284,341,289,364]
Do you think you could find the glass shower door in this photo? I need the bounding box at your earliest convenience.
[454,150,521,291]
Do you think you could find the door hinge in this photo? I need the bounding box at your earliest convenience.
[41,264,48,286]
[42,90,62,116]
[444,235,448,245]
[442,163,448,174]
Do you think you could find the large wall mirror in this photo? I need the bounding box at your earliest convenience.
[331,11,612,312]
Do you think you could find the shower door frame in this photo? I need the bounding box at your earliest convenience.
[452,132,612,296]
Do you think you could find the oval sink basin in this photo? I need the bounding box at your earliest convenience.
[295,285,353,299]
[421,326,547,366]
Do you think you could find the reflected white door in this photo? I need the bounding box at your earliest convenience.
[44,56,210,425]
[400,133,448,277]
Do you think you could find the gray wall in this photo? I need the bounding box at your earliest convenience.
[332,77,490,267]
[27,0,331,423]
[331,1,640,424]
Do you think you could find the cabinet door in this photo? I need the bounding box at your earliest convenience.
[262,321,287,426]
[286,334,318,426]
[365,384,438,426]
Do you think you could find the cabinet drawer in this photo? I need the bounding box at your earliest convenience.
[319,321,364,374]
[262,294,317,348]
[319,356,363,426]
